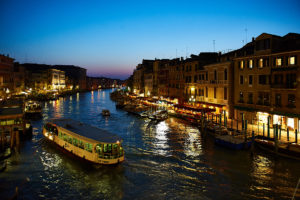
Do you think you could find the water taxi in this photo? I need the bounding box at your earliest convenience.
[43,118,124,164]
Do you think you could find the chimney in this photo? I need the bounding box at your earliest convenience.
[252,37,255,42]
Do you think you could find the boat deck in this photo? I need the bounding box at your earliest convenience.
[49,118,122,143]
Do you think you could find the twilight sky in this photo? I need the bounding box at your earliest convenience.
[1,0,300,80]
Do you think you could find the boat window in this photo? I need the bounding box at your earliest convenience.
[78,140,84,149]
[73,138,78,147]
[96,144,102,153]
[53,127,58,135]
[85,143,93,153]
[119,147,123,156]
[63,133,68,142]
[108,144,112,152]
[67,136,72,144]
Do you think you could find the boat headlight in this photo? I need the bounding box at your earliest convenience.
[49,135,53,140]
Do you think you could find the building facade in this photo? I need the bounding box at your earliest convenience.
[233,33,300,131]
[0,55,14,98]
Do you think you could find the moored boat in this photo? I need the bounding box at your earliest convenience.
[215,134,252,150]
[255,137,300,160]
[102,109,110,116]
[43,118,124,164]
[24,100,42,119]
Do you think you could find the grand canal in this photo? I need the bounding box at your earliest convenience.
[0,89,299,200]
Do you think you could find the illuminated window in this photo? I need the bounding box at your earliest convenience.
[276,58,282,66]
[287,118,294,129]
[259,58,263,68]
[273,115,282,125]
[240,61,244,69]
[248,60,253,69]
[257,112,269,125]
[289,56,295,65]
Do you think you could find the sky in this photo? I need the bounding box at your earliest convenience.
[1,0,300,80]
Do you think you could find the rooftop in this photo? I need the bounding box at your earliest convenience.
[49,118,122,143]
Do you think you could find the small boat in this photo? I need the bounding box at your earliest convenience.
[102,109,110,116]
[149,110,168,121]
[43,118,124,164]
[24,100,42,119]
[140,111,151,118]
[155,110,168,121]
[215,134,252,150]
[255,137,300,160]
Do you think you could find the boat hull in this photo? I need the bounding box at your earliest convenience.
[255,139,300,160]
[43,131,124,165]
[215,136,252,150]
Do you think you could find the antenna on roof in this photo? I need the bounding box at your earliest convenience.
[213,40,215,52]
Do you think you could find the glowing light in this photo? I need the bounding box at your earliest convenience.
[49,135,54,140]
[287,118,294,129]
[257,112,269,125]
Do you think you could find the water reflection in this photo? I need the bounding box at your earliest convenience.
[153,121,170,156]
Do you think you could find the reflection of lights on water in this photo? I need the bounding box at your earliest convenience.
[252,155,273,187]
[91,91,94,103]
[40,151,62,169]
[184,128,202,157]
[153,121,170,156]
[105,117,109,126]
[70,96,72,101]
[166,118,202,157]
[76,92,79,101]
[97,90,100,99]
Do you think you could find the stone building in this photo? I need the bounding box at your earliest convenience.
[0,55,14,98]
[233,33,300,131]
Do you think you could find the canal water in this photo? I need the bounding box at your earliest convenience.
[0,89,299,200]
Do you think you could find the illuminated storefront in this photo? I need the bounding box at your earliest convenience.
[287,118,294,130]
[257,112,269,125]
